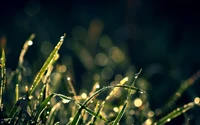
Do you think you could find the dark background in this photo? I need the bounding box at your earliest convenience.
[0,0,200,124]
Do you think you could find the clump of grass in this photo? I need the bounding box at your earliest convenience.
[0,33,199,125]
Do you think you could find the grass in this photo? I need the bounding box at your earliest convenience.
[0,33,199,125]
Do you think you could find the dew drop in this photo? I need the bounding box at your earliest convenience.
[62,99,71,104]
[28,40,33,46]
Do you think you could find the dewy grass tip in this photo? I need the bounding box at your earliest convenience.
[28,34,66,96]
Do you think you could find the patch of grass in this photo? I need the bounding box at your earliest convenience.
[0,33,199,125]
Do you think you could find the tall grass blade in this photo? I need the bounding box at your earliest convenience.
[14,34,35,101]
[15,84,19,103]
[112,69,142,125]
[154,102,195,125]
[9,96,29,124]
[89,104,103,125]
[105,77,128,101]
[112,101,127,125]
[70,86,112,125]
[46,101,62,125]
[0,49,6,111]
[32,94,54,123]
[160,70,200,114]
[28,34,66,96]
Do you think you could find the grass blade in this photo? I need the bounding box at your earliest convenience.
[154,102,195,125]
[0,49,6,111]
[160,70,200,114]
[112,69,142,125]
[46,101,62,125]
[70,86,112,125]
[28,34,66,96]
[32,94,54,123]
[89,104,103,125]
[76,102,108,122]
[105,77,128,101]
[9,96,29,124]
[112,101,127,125]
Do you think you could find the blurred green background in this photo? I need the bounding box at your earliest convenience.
[0,0,200,124]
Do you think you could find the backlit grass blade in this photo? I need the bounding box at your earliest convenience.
[70,84,144,125]
[160,70,200,114]
[28,34,66,96]
[154,102,195,125]
[15,34,35,101]
[112,69,142,125]
[89,103,103,125]
[18,34,35,68]
[32,93,54,123]
[46,101,62,125]
[15,84,19,103]
[70,86,112,125]
[112,101,127,125]
[76,102,108,122]
[0,49,6,111]
[9,97,29,124]
[105,77,128,101]
[113,85,145,94]
[55,93,108,124]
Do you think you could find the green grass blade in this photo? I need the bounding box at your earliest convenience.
[46,101,62,125]
[112,102,127,125]
[32,93,54,123]
[113,85,145,94]
[70,86,112,125]
[154,102,195,125]
[55,93,108,123]
[15,84,19,103]
[160,70,200,114]
[28,34,66,96]
[18,34,35,68]
[105,77,128,101]
[54,122,60,125]
[0,49,6,111]
[89,104,103,125]
[76,102,108,122]
[70,84,144,125]
[112,70,142,125]
[9,97,29,124]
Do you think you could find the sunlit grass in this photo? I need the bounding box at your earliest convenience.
[0,26,200,125]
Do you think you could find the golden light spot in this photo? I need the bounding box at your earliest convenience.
[109,47,125,62]
[194,97,200,104]
[113,107,119,113]
[95,53,108,66]
[93,73,100,81]
[81,93,87,99]
[134,98,142,107]
[129,110,135,115]
[144,118,152,125]
[99,35,112,48]
[25,86,28,92]
[58,65,67,73]
[148,111,154,117]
